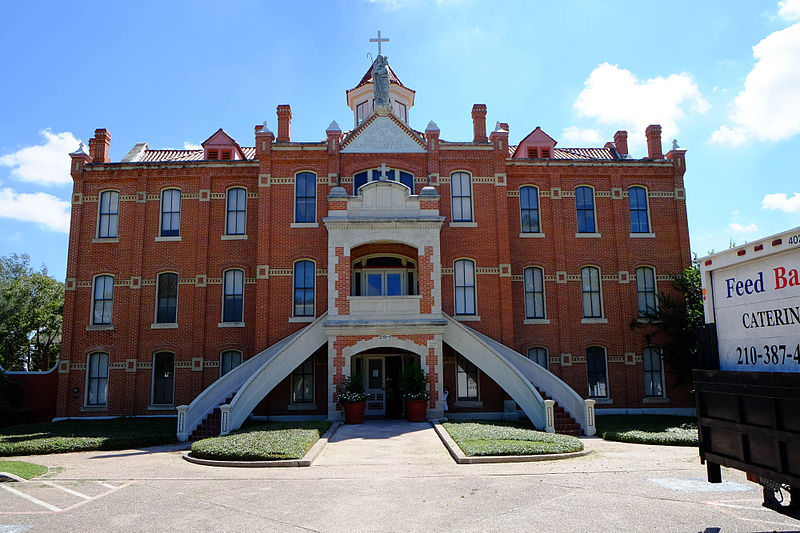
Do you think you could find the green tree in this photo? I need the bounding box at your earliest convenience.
[0,254,64,371]
[631,263,704,385]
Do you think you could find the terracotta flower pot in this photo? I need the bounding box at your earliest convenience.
[343,400,365,424]
[405,399,427,422]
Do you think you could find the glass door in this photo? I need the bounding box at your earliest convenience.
[364,357,385,416]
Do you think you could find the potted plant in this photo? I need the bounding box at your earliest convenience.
[337,373,367,424]
[400,364,429,422]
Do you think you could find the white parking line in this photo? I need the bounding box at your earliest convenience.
[41,481,92,500]
[96,481,117,489]
[0,484,61,512]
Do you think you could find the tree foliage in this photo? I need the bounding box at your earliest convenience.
[631,264,704,385]
[0,254,64,371]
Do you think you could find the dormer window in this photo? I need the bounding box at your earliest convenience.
[541,148,550,159]
[208,149,219,160]
[221,150,231,160]
[527,147,538,158]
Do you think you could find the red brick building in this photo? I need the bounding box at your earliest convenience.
[58,56,691,439]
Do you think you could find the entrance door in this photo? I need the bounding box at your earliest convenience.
[385,356,404,418]
[365,357,385,416]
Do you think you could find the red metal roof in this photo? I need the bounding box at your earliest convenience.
[507,145,618,160]
[350,60,412,92]
[137,147,256,162]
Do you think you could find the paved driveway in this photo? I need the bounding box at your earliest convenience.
[2,421,799,532]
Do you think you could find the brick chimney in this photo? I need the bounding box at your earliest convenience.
[613,130,628,157]
[276,105,292,142]
[471,104,487,143]
[645,125,662,159]
[88,129,111,163]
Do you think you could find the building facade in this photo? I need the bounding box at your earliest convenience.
[58,55,692,439]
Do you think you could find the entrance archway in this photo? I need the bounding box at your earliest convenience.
[351,348,420,418]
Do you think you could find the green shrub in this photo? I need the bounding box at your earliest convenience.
[595,415,698,446]
[191,420,332,461]
[443,420,583,456]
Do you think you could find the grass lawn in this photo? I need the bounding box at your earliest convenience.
[442,420,583,456]
[595,415,698,446]
[191,420,332,461]
[0,417,177,457]
[0,460,48,479]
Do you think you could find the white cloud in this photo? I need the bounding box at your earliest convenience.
[183,142,201,150]
[561,127,604,145]
[729,222,759,233]
[573,63,708,151]
[779,0,800,20]
[0,129,80,186]
[0,188,71,233]
[762,191,800,212]
[710,23,800,145]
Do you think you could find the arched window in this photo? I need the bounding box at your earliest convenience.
[575,186,596,233]
[586,346,608,398]
[220,350,242,377]
[295,172,316,223]
[524,267,545,319]
[160,189,181,237]
[152,351,174,405]
[454,259,476,315]
[293,260,315,317]
[353,168,414,194]
[86,352,109,406]
[92,275,114,325]
[628,186,650,233]
[527,347,548,369]
[155,272,178,324]
[636,266,658,316]
[643,347,665,397]
[520,186,540,233]
[222,269,244,323]
[98,190,119,238]
[581,267,602,318]
[225,187,246,235]
[451,172,473,222]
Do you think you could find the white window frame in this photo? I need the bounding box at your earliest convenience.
[523,266,546,320]
[628,185,653,236]
[96,189,120,239]
[643,346,666,398]
[220,349,243,377]
[586,346,609,399]
[575,185,599,236]
[293,259,316,318]
[85,352,109,407]
[450,171,474,223]
[151,351,175,406]
[519,185,541,234]
[91,274,114,326]
[453,258,477,317]
[158,188,181,238]
[456,354,480,401]
[293,171,317,226]
[580,266,604,320]
[224,186,247,237]
[221,268,245,325]
[154,271,179,325]
[635,266,658,317]
[291,355,315,404]
[527,346,549,369]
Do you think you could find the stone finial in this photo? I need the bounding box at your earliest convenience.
[493,121,507,132]
[425,120,439,132]
[326,120,341,133]
[70,142,89,156]
[258,121,272,134]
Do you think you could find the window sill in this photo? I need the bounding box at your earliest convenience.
[92,237,119,243]
[155,236,182,242]
[629,232,655,238]
[591,398,613,405]
[218,322,245,328]
[574,232,601,238]
[453,401,483,408]
[289,316,315,323]
[288,403,317,411]
[81,406,108,413]
[454,315,480,322]
[643,396,670,404]
[450,221,477,228]
[86,324,114,331]
[147,405,175,411]
[634,318,662,324]
[151,323,178,329]
[290,222,319,228]
[221,234,248,240]
[581,318,608,324]
[523,318,550,325]
[519,232,545,238]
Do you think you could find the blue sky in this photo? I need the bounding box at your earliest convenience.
[1,0,799,281]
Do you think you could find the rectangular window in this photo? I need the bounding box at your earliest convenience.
[636,266,658,316]
[451,172,473,222]
[86,352,109,406]
[152,352,174,405]
[540,148,551,159]
[156,272,178,323]
[456,355,479,401]
[628,186,650,233]
[221,150,232,160]
[520,186,540,233]
[220,350,242,377]
[160,189,181,237]
[527,147,538,158]
[293,260,315,317]
[292,356,314,403]
[356,101,369,124]
[524,267,545,319]
[295,172,316,223]
[98,190,119,238]
[393,101,407,122]
[92,275,114,325]
[587,347,608,398]
[643,347,665,397]
[581,267,602,318]
[454,259,476,315]
[576,186,596,233]
[527,347,548,369]
[208,149,219,160]
[223,270,244,323]
[226,187,246,235]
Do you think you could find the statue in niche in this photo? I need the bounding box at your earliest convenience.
[372,55,390,107]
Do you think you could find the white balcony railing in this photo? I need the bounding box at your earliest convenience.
[347,295,422,318]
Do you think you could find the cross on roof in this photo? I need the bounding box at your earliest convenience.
[370,30,389,56]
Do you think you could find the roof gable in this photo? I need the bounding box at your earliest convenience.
[201,128,246,160]
[340,113,426,154]
[512,127,557,158]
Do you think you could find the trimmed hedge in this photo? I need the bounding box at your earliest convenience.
[595,415,698,446]
[0,418,177,456]
[443,421,583,456]
[0,460,48,479]
[191,421,332,461]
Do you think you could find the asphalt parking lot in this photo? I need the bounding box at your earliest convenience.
[2,421,799,532]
